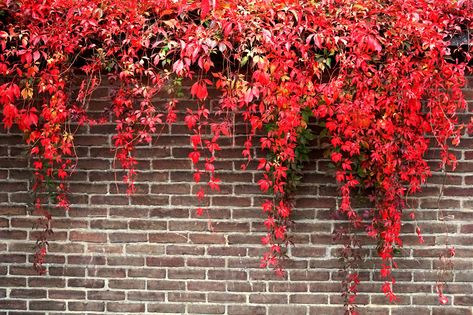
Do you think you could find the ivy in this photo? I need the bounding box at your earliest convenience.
[0,0,472,312]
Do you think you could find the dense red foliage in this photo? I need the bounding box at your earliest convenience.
[1,0,472,312]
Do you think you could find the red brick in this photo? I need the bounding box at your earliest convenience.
[392,306,430,315]
[208,270,247,281]
[151,183,191,194]
[150,207,189,218]
[107,302,145,313]
[227,234,261,244]
[0,218,8,227]
[69,206,107,217]
[188,304,225,314]
[130,195,169,205]
[49,266,85,277]
[125,244,164,255]
[227,282,265,293]
[296,197,336,208]
[48,290,85,299]
[249,293,288,304]
[291,246,326,257]
[228,305,266,315]
[146,257,185,267]
[30,231,67,241]
[48,243,85,254]
[127,291,165,301]
[152,159,191,169]
[69,183,108,194]
[147,303,185,313]
[9,266,39,276]
[432,307,472,315]
[68,278,105,288]
[189,233,226,244]
[166,245,205,255]
[149,232,188,243]
[128,268,166,278]
[90,219,128,229]
[212,196,251,207]
[29,301,66,311]
[109,232,147,243]
[147,280,185,291]
[0,207,26,215]
[0,300,27,310]
[455,295,473,306]
[187,281,226,292]
[268,305,308,315]
[10,289,46,299]
[88,267,126,278]
[68,301,105,312]
[168,220,208,231]
[171,195,210,206]
[212,222,250,232]
[268,283,307,292]
[90,195,128,205]
[107,256,144,266]
[208,246,247,256]
[129,219,167,230]
[86,290,125,300]
[28,277,65,288]
[70,231,107,243]
[0,230,27,239]
[74,135,110,146]
[168,269,206,279]
[108,279,145,290]
[67,255,106,265]
[168,292,206,302]
[227,257,260,268]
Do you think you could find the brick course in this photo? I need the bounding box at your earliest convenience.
[0,77,472,314]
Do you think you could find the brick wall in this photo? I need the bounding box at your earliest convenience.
[0,77,472,315]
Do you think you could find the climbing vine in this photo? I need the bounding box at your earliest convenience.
[0,0,472,312]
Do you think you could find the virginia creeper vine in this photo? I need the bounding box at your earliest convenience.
[0,0,472,312]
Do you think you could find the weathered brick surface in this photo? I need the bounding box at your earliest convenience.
[0,78,473,314]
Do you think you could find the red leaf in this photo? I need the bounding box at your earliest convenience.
[274,225,286,240]
[58,169,68,179]
[257,158,267,170]
[257,176,272,193]
[331,152,342,163]
[276,201,290,218]
[172,60,184,75]
[196,207,204,216]
[188,151,200,164]
[261,200,273,213]
[438,295,449,305]
[261,234,271,245]
[264,216,275,229]
[190,134,202,148]
[366,35,382,53]
[31,146,39,155]
[193,171,202,183]
[33,161,42,170]
[2,103,18,129]
[208,176,220,191]
[200,0,210,19]
[204,161,214,172]
[196,188,205,201]
[184,114,198,129]
[191,82,208,100]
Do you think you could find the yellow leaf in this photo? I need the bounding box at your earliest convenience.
[21,87,33,100]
